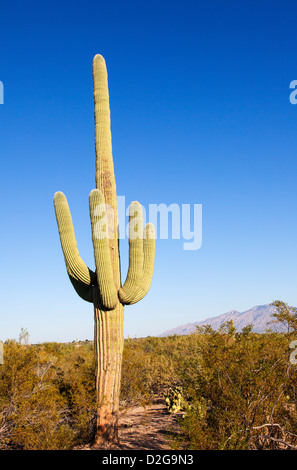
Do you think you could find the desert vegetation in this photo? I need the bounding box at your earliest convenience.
[1,302,297,450]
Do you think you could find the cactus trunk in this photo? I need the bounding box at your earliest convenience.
[92,56,124,443]
[54,54,155,447]
[94,304,124,444]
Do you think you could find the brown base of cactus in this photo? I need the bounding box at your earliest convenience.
[93,410,120,446]
[93,305,124,446]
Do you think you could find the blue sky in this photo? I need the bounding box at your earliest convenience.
[0,0,297,342]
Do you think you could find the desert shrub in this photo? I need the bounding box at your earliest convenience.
[120,337,176,407]
[52,342,96,444]
[0,336,99,449]
[58,343,96,444]
[0,339,75,449]
[173,325,297,450]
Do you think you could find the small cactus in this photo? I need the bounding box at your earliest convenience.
[54,54,155,445]
[164,386,184,414]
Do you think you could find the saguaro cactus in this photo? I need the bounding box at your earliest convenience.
[53,54,155,445]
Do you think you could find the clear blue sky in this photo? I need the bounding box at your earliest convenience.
[0,0,297,343]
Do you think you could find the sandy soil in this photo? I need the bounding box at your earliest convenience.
[75,398,183,450]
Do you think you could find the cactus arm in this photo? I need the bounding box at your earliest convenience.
[119,221,155,305]
[89,189,118,310]
[128,223,156,304]
[53,192,96,302]
[118,202,144,304]
[68,276,93,303]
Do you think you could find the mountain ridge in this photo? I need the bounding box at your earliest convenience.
[159,304,285,336]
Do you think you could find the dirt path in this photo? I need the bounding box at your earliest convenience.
[76,398,183,450]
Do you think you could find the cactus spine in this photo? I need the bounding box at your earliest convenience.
[54,54,155,445]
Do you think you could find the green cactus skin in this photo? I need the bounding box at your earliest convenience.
[54,54,155,445]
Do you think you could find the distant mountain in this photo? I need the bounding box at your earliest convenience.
[159,304,287,337]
